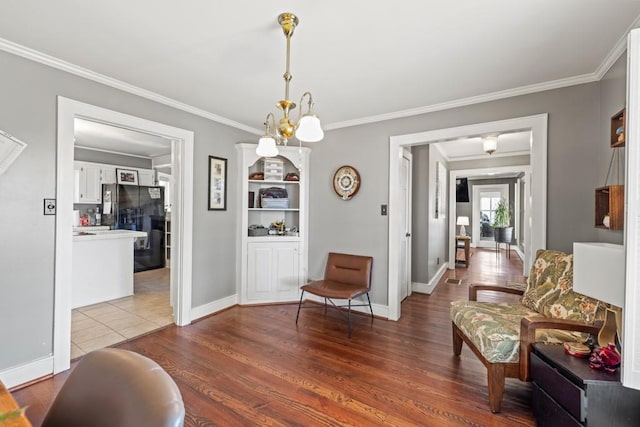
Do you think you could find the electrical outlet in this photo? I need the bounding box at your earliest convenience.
[381,204,387,215]
[44,198,56,215]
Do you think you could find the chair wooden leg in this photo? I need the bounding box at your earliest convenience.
[295,290,305,324]
[487,363,506,413]
[452,323,463,356]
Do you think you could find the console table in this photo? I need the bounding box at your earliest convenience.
[531,343,640,426]
[455,235,470,267]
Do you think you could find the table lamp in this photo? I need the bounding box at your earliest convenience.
[573,242,625,349]
[457,216,469,236]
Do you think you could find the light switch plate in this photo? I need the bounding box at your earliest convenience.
[381,204,388,216]
[44,198,56,215]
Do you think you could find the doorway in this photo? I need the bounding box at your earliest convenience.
[54,97,194,374]
[473,184,509,248]
[387,114,547,321]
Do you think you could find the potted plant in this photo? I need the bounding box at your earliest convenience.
[492,199,513,243]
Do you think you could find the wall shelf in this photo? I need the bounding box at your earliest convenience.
[595,185,624,230]
[611,108,625,147]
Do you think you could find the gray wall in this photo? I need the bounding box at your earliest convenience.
[410,144,449,285]
[0,50,253,370]
[0,42,628,372]
[74,147,153,169]
[308,62,624,307]
[426,145,449,281]
[597,54,626,244]
[411,145,429,283]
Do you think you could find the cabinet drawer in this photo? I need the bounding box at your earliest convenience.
[532,383,582,427]
[531,352,585,422]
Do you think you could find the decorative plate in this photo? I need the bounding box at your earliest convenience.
[333,165,360,200]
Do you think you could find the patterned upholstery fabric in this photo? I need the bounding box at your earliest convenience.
[451,301,595,363]
[450,249,604,363]
[521,249,572,313]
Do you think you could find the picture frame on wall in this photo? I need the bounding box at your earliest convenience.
[208,155,227,210]
[116,168,139,185]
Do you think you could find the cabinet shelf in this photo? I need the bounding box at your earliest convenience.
[595,185,624,230]
[249,208,299,212]
[610,108,625,148]
[249,179,300,185]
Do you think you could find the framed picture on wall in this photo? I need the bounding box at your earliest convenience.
[208,156,227,210]
[116,168,139,185]
[435,161,447,219]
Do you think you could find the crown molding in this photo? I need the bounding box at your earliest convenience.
[0,18,636,135]
[0,37,263,136]
[595,15,640,79]
[324,73,599,131]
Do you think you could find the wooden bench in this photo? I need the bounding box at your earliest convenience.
[295,252,373,337]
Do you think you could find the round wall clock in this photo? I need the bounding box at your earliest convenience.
[333,165,361,200]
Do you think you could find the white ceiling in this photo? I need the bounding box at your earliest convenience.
[74,119,172,157]
[1,1,639,136]
[434,131,531,161]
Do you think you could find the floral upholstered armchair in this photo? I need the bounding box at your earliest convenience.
[450,249,605,413]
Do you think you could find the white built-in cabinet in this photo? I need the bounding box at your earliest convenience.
[138,169,155,186]
[236,143,310,304]
[73,162,102,203]
[73,161,154,203]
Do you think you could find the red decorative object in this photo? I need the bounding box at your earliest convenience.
[589,344,621,374]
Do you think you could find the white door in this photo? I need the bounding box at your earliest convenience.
[400,149,412,300]
[472,184,509,248]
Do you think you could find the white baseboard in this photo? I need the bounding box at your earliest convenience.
[412,263,448,295]
[191,294,239,321]
[0,356,54,389]
[514,246,525,261]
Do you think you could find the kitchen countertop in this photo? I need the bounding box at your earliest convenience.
[72,229,147,241]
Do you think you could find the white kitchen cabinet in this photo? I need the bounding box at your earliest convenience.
[247,241,300,302]
[101,166,117,184]
[74,162,102,203]
[138,169,155,186]
[236,143,310,304]
[73,162,155,204]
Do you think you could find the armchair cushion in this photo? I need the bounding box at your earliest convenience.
[521,249,602,323]
[451,301,595,363]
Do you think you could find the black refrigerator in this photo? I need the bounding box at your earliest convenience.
[102,184,166,272]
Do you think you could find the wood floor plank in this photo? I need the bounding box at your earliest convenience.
[12,249,534,426]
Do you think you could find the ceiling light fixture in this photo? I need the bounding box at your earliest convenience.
[483,135,498,155]
[256,13,324,158]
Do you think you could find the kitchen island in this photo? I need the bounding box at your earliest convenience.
[72,229,147,308]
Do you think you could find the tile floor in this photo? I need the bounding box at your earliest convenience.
[71,268,173,359]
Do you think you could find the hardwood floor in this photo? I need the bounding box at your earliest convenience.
[13,249,534,426]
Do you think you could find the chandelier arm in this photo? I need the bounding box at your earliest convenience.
[297,92,314,123]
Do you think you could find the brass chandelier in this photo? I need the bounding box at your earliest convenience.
[256,13,324,158]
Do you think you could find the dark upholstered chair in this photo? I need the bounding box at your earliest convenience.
[296,252,373,337]
[41,348,185,427]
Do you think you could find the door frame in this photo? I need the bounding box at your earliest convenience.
[400,148,413,300]
[54,97,194,374]
[472,183,510,248]
[388,114,547,321]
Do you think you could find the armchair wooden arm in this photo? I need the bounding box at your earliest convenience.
[469,283,525,301]
[518,317,601,380]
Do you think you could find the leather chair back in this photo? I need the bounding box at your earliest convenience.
[42,348,185,427]
[324,252,373,289]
